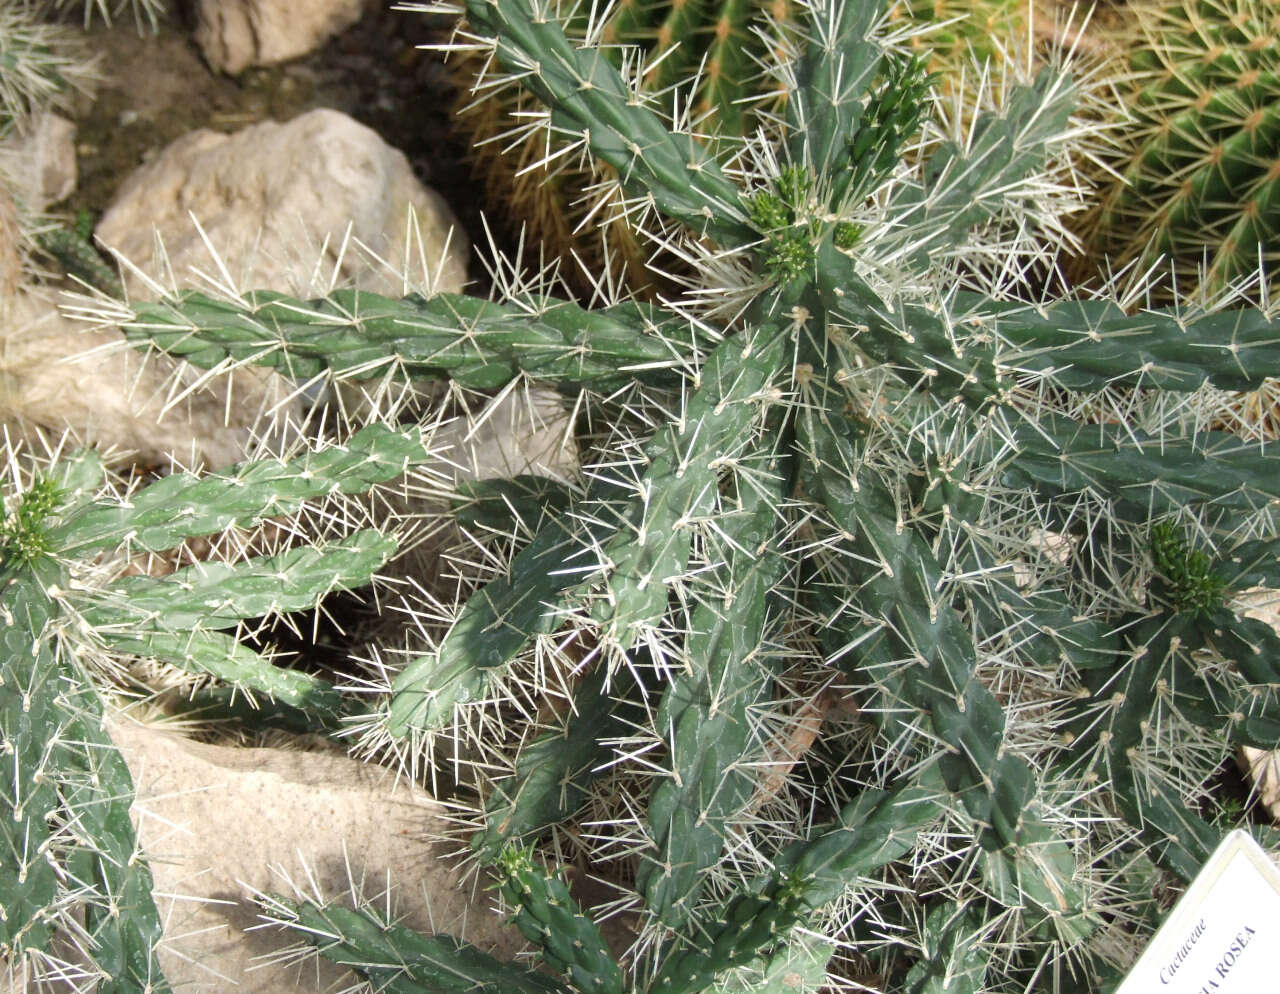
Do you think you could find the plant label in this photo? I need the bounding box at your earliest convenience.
[1117,830,1280,993]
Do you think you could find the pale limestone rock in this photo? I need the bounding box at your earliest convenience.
[1241,747,1280,823]
[96,108,468,301]
[436,385,578,484]
[1238,588,1280,822]
[0,112,77,211]
[1,289,290,468]
[108,717,518,994]
[196,0,369,75]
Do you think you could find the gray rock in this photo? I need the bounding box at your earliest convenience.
[96,108,468,300]
[195,0,370,75]
[108,717,519,993]
[0,112,77,210]
[1,288,293,468]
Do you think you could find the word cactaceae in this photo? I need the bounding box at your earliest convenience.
[1079,0,1280,303]
[101,0,1280,990]
[0,421,438,990]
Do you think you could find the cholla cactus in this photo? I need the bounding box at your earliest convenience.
[89,0,1280,990]
[443,0,798,296]
[0,3,98,133]
[1078,0,1280,302]
[0,420,440,990]
[51,0,166,31]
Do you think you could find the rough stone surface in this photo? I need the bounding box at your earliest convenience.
[0,112,77,211]
[436,385,578,484]
[108,717,518,993]
[96,108,468,300]
[195,0,370,75]
[1239,588,1280,822]
[0,289,291,468]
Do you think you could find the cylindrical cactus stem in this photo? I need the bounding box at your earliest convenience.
[445,0,791,296]
[637,457,784,927]
[473,663,641,862]
[589,309,793,649]
[0,557,169,989]
[0,561,65,961]
[261,895,571,993]
[496,845,626,994]
[110,291,703,391]
[50,423,433,556]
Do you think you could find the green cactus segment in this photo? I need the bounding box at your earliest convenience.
[462,0,755,249]
[87,530,396,630]
[1065,615,1221,881]
[651,777,938,994]
[773,773,941,904]
[824,267,1280,409]
[0,560,169,991]
[890,70,1076,266]
[52,424,429,555]
[37,223,124,297]
[984,294,1280,395]
[708,934,833,993]
[638,468,783,927]
[388,479,622,737]
[1206,611,1280,690]
[497,846,625,994]
[784,0,886,181]
[591,317,791,649]
[903,905,989,994]
[473,664,639,861]
[649,874,809,994]
[1003,415,1280,522]
[268,896,569,994]
[1220,538,1280,589]
[0,563,64,959]
[803,411,1033,850]
[1186,614,1280,747]
[95,628,346,723]
[63,693,171,994]
[125,291,702,390]
[452,476,577,535]
[817,249,1005,406]
[167,684,345,735]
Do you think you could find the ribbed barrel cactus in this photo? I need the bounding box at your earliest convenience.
[73,0,1280,990]
[1079,0,1280,303]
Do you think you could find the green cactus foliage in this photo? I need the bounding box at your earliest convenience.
[0,423,437,989]
[443,0,797,296]
[0,4,98,131]
[100,0,1280,990]
[1080,0,1280,303]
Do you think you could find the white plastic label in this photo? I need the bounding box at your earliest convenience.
[1117,830,1280,993]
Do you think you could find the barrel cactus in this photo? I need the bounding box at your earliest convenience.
[1078,0,1280,303]
[64,0,1280,990]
